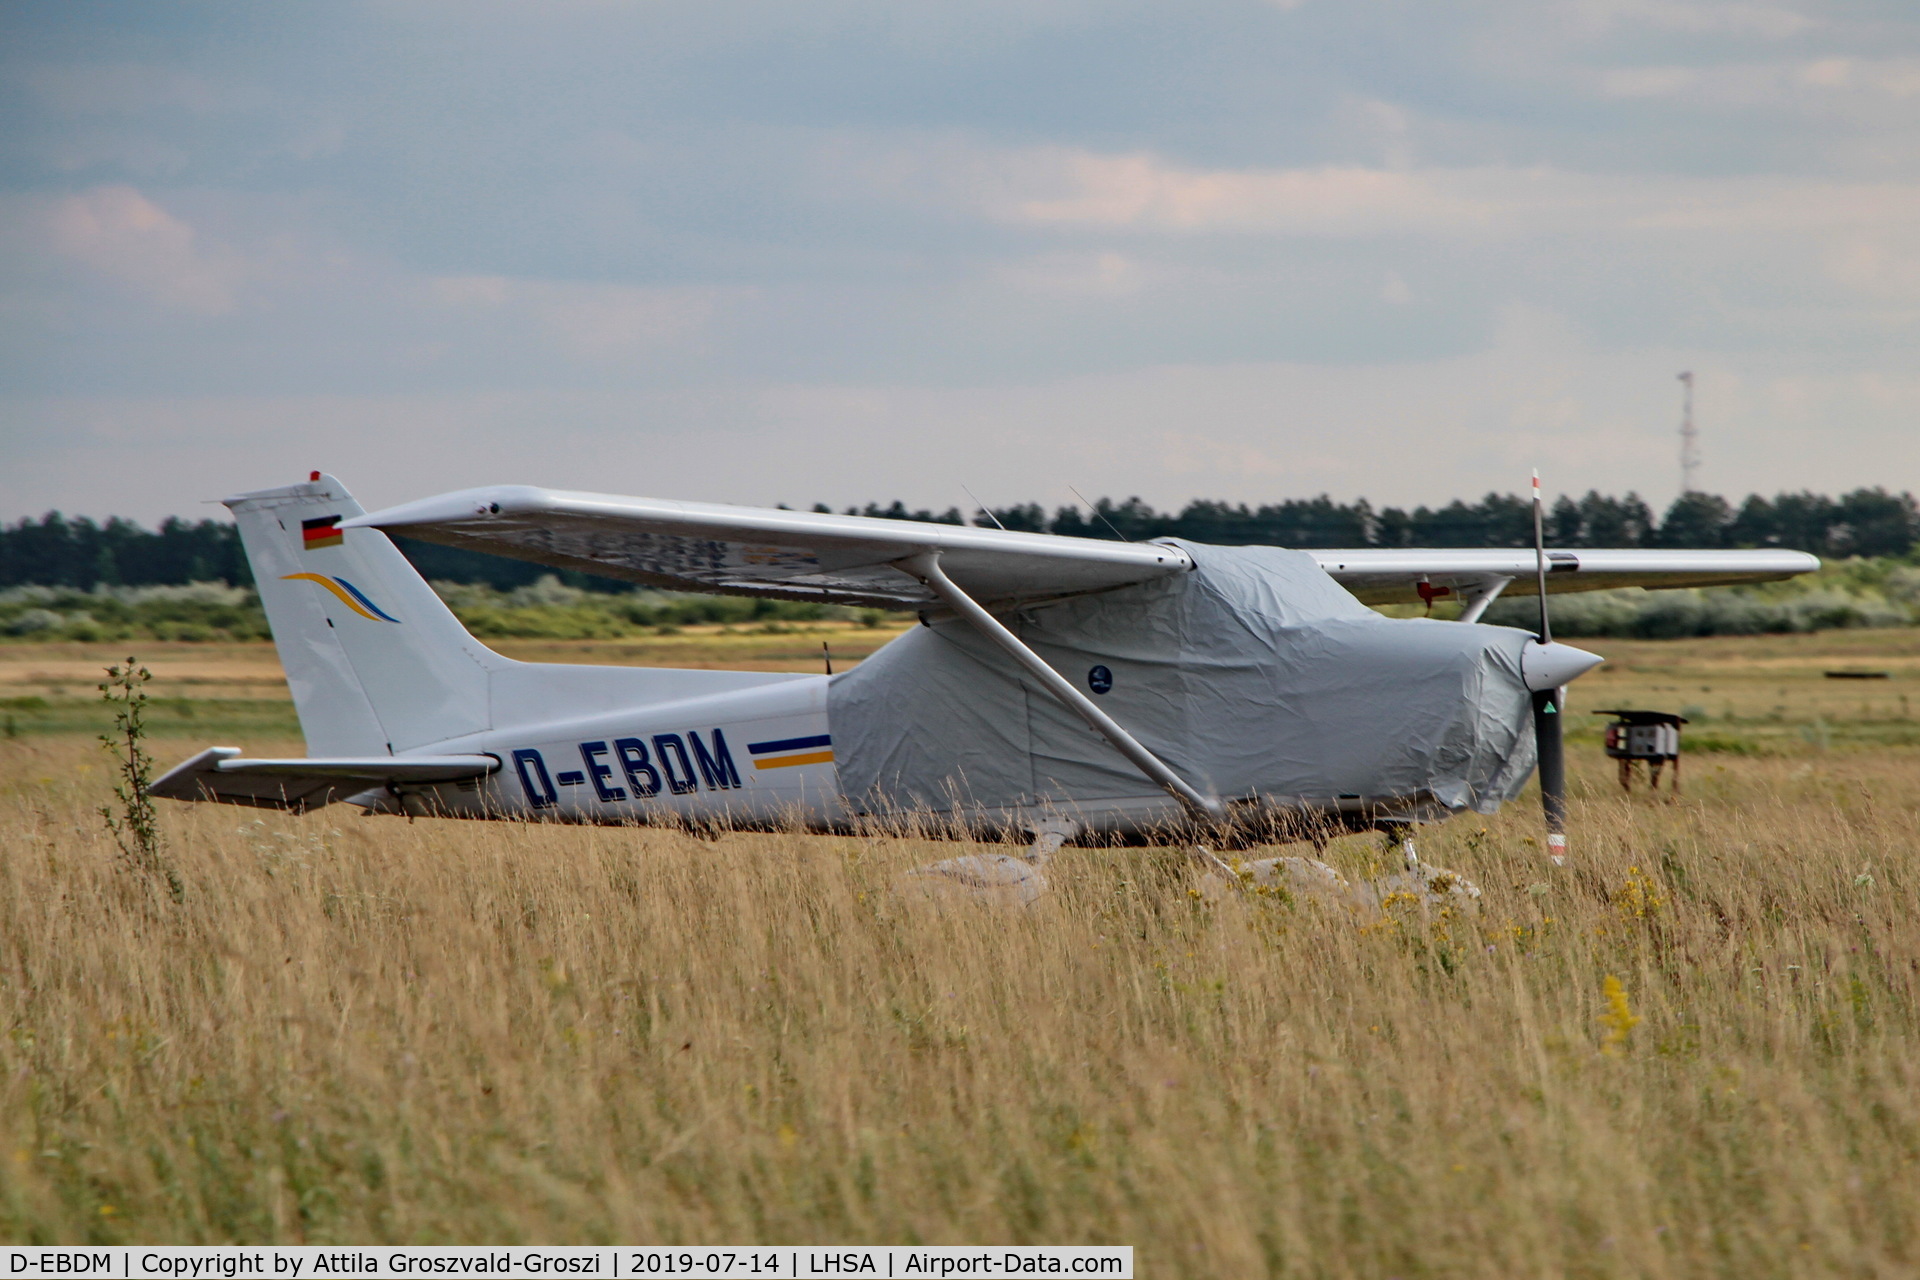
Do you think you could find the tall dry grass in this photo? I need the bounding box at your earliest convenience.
[0,736,1915,1276]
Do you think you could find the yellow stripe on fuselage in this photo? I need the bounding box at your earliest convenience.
[281,572,382,622]
[753,750,835,770]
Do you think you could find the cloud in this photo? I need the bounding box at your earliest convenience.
[1619,178,1920,235]
[1599,56,1920,104]
[43,186,242,313]
[9,306,1919,525]
[429,274,514,308]
[19,63,227,116]
[1793,56,1920,97]
[997,152,1490,235]
[1599,66,1705,99]
[429,275,735,361]
[940,146,1920,248]
[531,284,728,360]
[6,2,1920,523]
[1560,0,1815,41]
[1826,238,1920,303]
[990,251,1158,299]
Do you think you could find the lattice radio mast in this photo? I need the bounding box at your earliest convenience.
[1677,371,1699,494]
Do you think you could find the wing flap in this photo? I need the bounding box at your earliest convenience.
[151,747,498,812]
[1309,548,1821,606]
[342,485,1192,607]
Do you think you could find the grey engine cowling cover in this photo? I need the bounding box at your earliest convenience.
[829,540,1539,819]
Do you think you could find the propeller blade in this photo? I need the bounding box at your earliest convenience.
[1534,687,1567,865]
[1531,470,1567,864]
[1531,469,1551,644]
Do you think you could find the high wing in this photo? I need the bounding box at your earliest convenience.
[1310,547,1821,607]
[343,485,1193,608]
[343,484,1819,611]
[151,747,498,812]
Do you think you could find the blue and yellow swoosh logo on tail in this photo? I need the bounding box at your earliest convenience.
[281,573,402,623]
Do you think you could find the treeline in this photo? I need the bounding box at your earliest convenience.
[0,515,254,590]
[0,514,612,593]
[3,487,1916,591]
[940,487,1920,557]
[8,562,1918,643]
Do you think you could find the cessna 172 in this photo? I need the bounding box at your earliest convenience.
[154,473,1817,875]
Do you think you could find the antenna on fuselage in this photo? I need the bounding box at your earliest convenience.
[962,484,1007,531]
[1069,485,1130,542]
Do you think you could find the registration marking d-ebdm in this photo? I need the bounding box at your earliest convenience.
[512,730,748,808]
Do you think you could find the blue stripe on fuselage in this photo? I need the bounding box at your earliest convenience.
[747,733,831,755]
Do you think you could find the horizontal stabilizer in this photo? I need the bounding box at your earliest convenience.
[151,747,498,812]
[344,485,1192,608]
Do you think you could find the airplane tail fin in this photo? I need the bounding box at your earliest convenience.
[225,473,503,755]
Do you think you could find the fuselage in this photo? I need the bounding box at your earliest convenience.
[365,610,1589,843]
[372,665,1429,838]
[413,674,851,829]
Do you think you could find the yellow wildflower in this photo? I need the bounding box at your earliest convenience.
[1617,866,1664,919]
[1600,974,1641,1055]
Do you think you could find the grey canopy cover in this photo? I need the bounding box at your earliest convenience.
[829,541,1539,821]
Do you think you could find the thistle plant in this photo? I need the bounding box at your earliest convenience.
[99,657,183,902]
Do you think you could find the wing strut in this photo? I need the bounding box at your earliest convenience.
[1455,575,1513,624]
[895,552,1225,824]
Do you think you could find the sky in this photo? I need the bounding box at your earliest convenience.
[2,0,1918,526]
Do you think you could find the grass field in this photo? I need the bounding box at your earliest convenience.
[0,624,914,740]
[0,629,1915,1273]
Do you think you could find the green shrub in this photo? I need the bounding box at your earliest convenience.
[429,577,873,640]
[1479,556,1919,638]
[0,583,270,642]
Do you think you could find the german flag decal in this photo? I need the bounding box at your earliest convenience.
[302,515,344,550]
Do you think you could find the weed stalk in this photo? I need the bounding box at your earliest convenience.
[98,656,183,902]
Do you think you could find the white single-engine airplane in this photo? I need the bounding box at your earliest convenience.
[155,473,1817,875]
